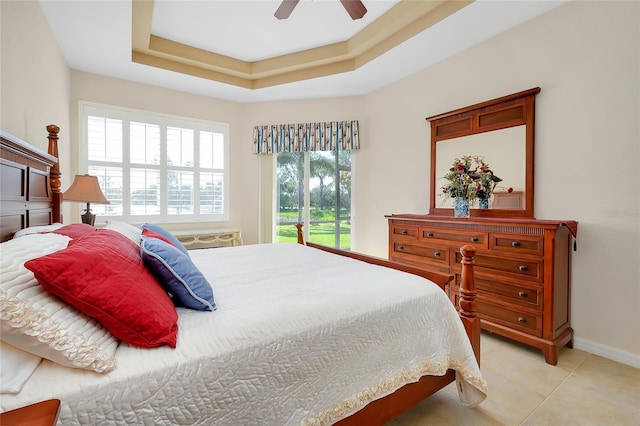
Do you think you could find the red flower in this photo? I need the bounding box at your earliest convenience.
[507,187,513,193]
[477,183,482,190]
[443,188,448,193]
[457,164,463,171]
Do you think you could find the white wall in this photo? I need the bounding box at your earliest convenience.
[356,0,639,364]
[3,1,638,365]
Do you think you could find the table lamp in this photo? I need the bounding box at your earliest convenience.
[63,174,110,226]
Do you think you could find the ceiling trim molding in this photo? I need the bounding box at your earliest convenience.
[131,0,473,90]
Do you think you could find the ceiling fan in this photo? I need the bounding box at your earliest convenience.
[274,0,368,20]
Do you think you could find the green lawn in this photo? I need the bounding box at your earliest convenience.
[277,209,351,248]
[277,222,351,249]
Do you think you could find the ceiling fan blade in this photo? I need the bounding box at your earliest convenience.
[340,0,367,20]
[274,0,300,19]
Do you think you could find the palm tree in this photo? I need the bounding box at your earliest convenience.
[309,152,335,211]
[277,152,304,223]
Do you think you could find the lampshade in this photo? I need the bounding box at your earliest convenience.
[63,175,110,204]
[63,175,109,226]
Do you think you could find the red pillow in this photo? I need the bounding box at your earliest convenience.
[44,223,96,239]
[25,229,178,348]
[142,228,176,246]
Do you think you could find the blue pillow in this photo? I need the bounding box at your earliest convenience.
[140,236,216,311]
[141,223,189,257]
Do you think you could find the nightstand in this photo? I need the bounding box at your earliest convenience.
[0,399,60,426]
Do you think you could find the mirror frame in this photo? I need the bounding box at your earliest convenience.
[427,87,540,218]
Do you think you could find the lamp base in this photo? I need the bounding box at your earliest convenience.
[80,211,96,226]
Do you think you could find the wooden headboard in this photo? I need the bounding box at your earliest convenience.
[0,125,62,242]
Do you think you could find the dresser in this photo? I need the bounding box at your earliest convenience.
[387,214,577,365]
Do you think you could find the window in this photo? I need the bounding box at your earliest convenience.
[275,150,352,249]
[81,103,228,222]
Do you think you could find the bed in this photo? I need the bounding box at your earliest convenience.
[0,126,486,425]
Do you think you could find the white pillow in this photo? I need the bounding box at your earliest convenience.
[13,223,63,238]
[0,233,118,373]
[104,220,142,245]
[0,340,41,393]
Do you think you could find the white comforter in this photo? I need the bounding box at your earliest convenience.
[1,243,486,425]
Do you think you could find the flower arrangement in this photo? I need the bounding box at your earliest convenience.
[440,155,504,204]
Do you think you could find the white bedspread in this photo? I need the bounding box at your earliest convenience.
[0,243,486,424]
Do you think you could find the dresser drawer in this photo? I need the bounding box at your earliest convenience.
[491,233,544,256]
[455,252,543,281]
[477,300,542,336]
[419,227,489,249]
[390,224,419,240]
[391,242,450,267]
[456,273,542,309]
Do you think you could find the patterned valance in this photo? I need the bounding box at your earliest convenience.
[252,121,360,154]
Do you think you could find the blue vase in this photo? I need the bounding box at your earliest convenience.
[478,198,490,209]
[454,197,470,218]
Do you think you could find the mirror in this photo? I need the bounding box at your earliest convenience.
[435,126,525,209]
[427,87,540,218]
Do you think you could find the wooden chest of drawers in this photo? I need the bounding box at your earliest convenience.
[387,214,577,365]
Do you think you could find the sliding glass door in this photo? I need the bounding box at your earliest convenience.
[275,151,351,249]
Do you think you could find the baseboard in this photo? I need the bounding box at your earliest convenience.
[573,337,640,369]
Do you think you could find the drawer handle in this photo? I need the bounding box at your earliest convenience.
[433,251,441,257]
[512,241,521,247]
[401,229,408,235]
[519,265,528,271]
[518,317,527,323]
[518,291,528,298]
[426,232,434,238]
[397,245,404,251]
[471,237,479,242]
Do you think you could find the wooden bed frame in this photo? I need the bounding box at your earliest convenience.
[295,225,480,424]
[0,125,480,425]
[0,125,61,242]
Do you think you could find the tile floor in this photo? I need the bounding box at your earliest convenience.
[387,332,640,425]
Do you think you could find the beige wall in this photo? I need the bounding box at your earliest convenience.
[0,0,71,218]
[69,71,247,229]
[68,76,365,239]
[2,1,638,365]
[244,97,366,243]
[358,0,639,363]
